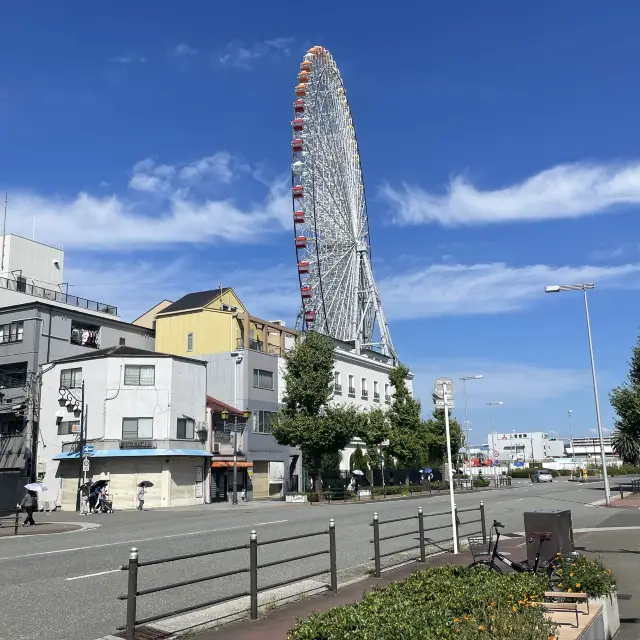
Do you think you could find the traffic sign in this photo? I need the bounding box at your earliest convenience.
[513,461,525,468]
[435,398,455,410]
[82,445,94,455]
[82,458,90,472]
[433,377,454,399]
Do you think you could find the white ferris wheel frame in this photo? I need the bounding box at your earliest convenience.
[291,46,396,360]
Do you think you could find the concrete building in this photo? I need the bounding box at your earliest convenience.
[153,288,299,500]
[0,235,154,511]
[38,346,209,511]
[493,431,566,464]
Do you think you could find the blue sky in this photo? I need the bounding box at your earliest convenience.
[2,1,640,444]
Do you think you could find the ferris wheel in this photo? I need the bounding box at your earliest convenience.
[291,45,396,360]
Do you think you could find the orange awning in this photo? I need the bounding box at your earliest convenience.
[212,461,253,468]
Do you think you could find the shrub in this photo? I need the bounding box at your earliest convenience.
[472,476,490,488]
[508,469,532,479]
[553,553,617,599]
[372,485,405,496]
[288,565,557,640]
[607,464,640,476]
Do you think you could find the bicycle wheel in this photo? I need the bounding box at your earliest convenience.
[468,560,503,573]
[545,558,563,590]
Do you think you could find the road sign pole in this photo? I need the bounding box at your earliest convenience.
[443,383,459,554]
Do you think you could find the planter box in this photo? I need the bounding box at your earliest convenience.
[285,494,308,503]
[590,593,620,640]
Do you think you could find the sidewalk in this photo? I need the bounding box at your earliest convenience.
[608,494,640,509]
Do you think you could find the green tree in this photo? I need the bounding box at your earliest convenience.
[271,331,358,491]
[423,401,464,470]
[350,444,369,473]
[357,407,390,486]
[387,364,424,481]
[610,334,640,465]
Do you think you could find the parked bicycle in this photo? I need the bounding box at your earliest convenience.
[468,520,564,587]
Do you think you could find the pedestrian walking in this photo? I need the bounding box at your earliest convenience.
[19,490,37,527]
[137,485,145,510]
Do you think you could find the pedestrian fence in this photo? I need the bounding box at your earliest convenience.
[370,501,487,578]
[494,476,512,488]
[617,478,640,498]
[117,520,338,640]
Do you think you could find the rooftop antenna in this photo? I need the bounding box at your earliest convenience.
[218,281,222,290]
[1,194,7,273]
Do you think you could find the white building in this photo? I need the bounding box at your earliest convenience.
[493,431,565,464]
[38,346,209,511]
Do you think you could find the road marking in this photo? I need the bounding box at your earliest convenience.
[0,519,289,562]
[66,569,121,581]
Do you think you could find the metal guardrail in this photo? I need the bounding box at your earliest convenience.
[370,501,487,578]
[117,520,337,639]
[617,478,640,498]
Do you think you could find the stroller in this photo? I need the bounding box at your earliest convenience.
[95,493,114,513]
[89,480,113,514]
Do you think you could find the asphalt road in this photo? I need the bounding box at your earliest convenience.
[0,479,622,640]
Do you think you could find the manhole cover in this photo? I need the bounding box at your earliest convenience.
[114,626,172,640]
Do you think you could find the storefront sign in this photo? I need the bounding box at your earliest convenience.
[119,440,156,449]
[211,460,253,468]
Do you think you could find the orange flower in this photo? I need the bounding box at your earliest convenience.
[567,588,573,593]
[512,605,518,612]
[478,626,486,631]
[576,583,581,589]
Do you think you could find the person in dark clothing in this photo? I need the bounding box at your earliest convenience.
[19,491,36,527]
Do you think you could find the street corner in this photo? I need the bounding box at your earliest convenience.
[0,520,100,537]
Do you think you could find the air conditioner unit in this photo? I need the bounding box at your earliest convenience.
[213,442,221,453]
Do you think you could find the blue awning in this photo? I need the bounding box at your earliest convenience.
[54,449,213,460]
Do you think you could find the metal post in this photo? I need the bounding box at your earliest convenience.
[480,501,487,545]
[418,506,426,563]
[76,380,85,511]
[249,530,258,620]
[373,512,381,578]
[619,484,623,500]
[232,419,238,505]
[443,385,459,554]
[329,519,337,593]
[125,547,139,640]
[13,506,19,535]
[454,504,460,551]
[583,289,611,505]
[462,380,469,475]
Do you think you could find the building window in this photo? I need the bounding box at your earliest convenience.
[361,378,368,398]
[57,420,80,436]
[124,365,155,386]
[177,418,195,439]
[122,418,153,440]
[187,332,194,352]
[119,337,126,346]
[0,321,24,344]
[348,374,355,396]
[253,368,274,390]
[384,383,391,403]
[61,368,83,389]
[0,420,22,437]
[373,381,380,401]
[253,410,274,434]
[334,371,342,393]
[0,362,28,388]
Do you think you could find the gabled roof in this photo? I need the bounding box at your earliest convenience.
[49,345,206,367]
[158,288,232,315]
[206,396,244,416]
[132,299,173,325]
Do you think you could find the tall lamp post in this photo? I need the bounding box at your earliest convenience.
[567,410,577,477]
[459,375,483,475]
[220,408,251,505]
[486,402,503,476]
[545,283,610,505]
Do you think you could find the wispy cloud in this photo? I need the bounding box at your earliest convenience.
[216,37,294,69]
[170,43,198,57]
[7,153,289,249]
[379,262,640,319]
[110,53,146,64]
[381,161,640,227]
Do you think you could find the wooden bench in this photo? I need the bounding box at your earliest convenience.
[543,592,589,629]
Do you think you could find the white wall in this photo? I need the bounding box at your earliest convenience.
[1,234,64,286]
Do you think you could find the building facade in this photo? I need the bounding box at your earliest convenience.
[493,431,566,464]
[38,346,208,511]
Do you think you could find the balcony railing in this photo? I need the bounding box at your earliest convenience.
[385,394,391,404]
[361,389,368,399]
[0,277,117,316]
[333,383,342,394]
[373,392,380,401]
[0,372,27,388]
[348,386,356,396]
[236,337,282,356]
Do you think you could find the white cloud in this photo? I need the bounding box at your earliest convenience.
[410,359,592,410]
[379,262,640,319]
[171,43,198,56]
[381,161,640,227]
[110,53,146,64]
[217,37,294,69]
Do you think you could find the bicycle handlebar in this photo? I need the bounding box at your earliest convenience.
[493,520,505,529]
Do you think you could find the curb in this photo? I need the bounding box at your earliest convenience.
[0,521,100,539]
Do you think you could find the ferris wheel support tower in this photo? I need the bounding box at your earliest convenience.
[290,45,396,361]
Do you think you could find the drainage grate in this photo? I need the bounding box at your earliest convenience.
[114,626,172,640]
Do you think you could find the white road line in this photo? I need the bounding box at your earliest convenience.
[0,519,289,562]
[66,569,121,581]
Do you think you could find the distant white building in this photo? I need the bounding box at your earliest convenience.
[38,346,209,511]
[493,431,565,464]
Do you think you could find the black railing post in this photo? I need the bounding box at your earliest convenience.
[454,504,460,550]
[329,518,337,593]
[480,501,487,545]
[125,547,139,640]
[250,530,258,620]
[418,506,426,563]
[13,506,19,535]
[373,512,381,578]
[619,484,624,500]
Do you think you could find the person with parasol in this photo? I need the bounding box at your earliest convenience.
[19,483,47,527]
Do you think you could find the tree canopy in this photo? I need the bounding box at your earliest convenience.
[423,400,464,469]
[610,334,640,465]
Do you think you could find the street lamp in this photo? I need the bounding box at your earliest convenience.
[567,410,577,477]
[486,402,503,476]
[545,283,611,505]
[59,381,85,511]
[220,408,251,505]
[459,375,483,475]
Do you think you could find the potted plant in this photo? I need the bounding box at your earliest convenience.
[554,553,618,639]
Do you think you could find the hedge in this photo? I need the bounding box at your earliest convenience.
[288,565,556,640]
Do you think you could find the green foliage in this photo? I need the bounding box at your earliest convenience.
[288,565,556,640]
[423,401,464,468]
[606,464,640,476]
[357,407,389,474]
[472,476,490,488]
[272,332,357,488]
[350,444,369,473]
[553,553,617,598]
[387,364,424,469]
[610,333,640,465]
